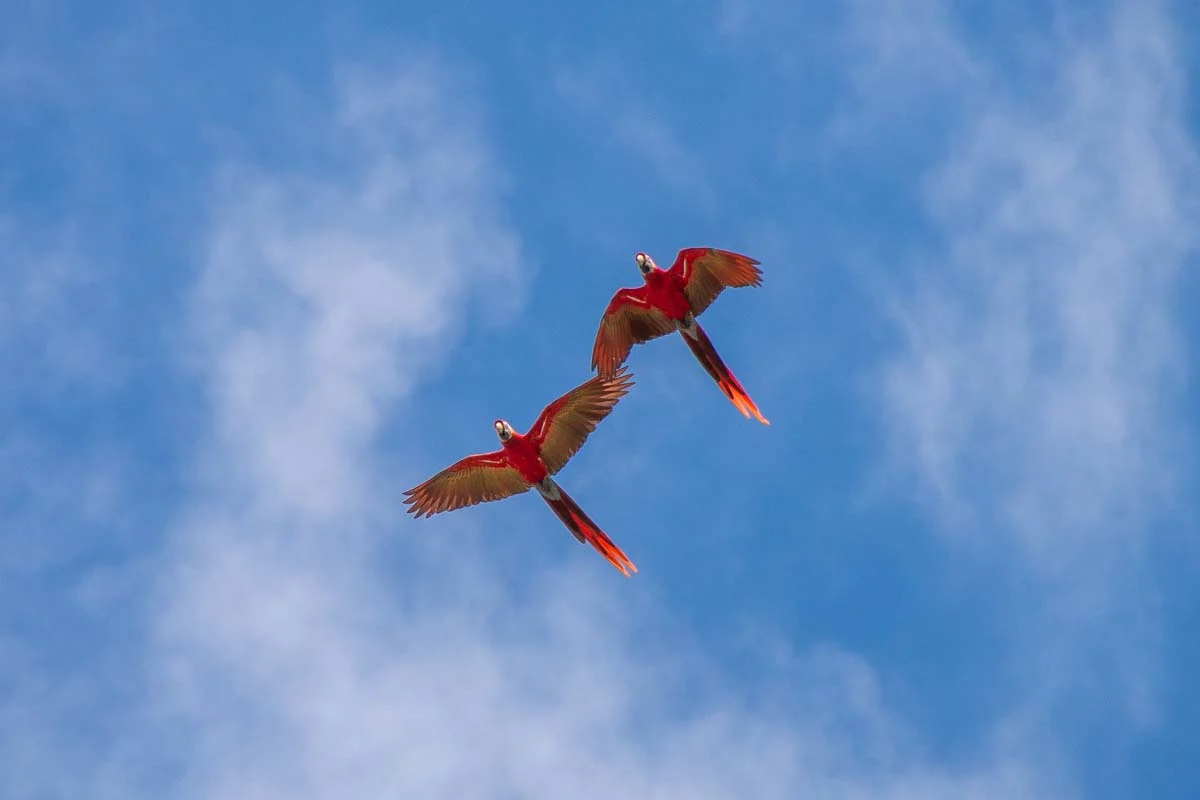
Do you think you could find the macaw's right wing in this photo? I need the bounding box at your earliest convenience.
[403,451,532,518]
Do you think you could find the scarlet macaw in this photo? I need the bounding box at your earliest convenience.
[592,248,768,424]
[404,367,638,576]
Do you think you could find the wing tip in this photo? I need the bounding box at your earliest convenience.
[608,364,635,395]
[595,358,630,383]
[402,488,438,519]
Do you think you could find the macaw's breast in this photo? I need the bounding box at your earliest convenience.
[502,435,550,484]
[646,272,692,320]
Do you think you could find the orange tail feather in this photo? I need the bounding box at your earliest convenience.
[542,484,637,577]
[681,324,770,425]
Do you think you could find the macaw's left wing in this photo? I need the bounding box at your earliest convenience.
[528,366,635,475]
[668,247,763,317]
[403,451,531,518]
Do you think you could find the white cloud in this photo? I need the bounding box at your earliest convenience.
[187,61,524,525]
[881,0,1194,565]
[876,0,1196,725]
[154,557,1055,799]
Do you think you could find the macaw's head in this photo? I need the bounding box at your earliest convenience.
[635,251,656,279]
[493,419,514,442]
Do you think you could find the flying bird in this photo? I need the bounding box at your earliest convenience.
[403,367,638,576]
[591,247,769,424]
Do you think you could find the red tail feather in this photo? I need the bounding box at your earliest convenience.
[681,324,769,425]
[542,483,637,577]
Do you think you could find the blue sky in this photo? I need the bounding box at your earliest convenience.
[3,0,1198,797]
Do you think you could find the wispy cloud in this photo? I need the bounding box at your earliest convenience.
[156,563,1056,799]
[875,0,1196,726]
[187,61,525,524]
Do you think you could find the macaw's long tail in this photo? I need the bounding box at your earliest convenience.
[539,480,637,577]
[680,322,770,425]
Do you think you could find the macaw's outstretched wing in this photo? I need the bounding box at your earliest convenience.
[528,366,635,475]
[668,247,763,316]
[403,451,531,518]
[591,287,675,379]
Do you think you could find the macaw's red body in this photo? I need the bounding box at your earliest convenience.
[403,367,637,576]
[592,247,769,424]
